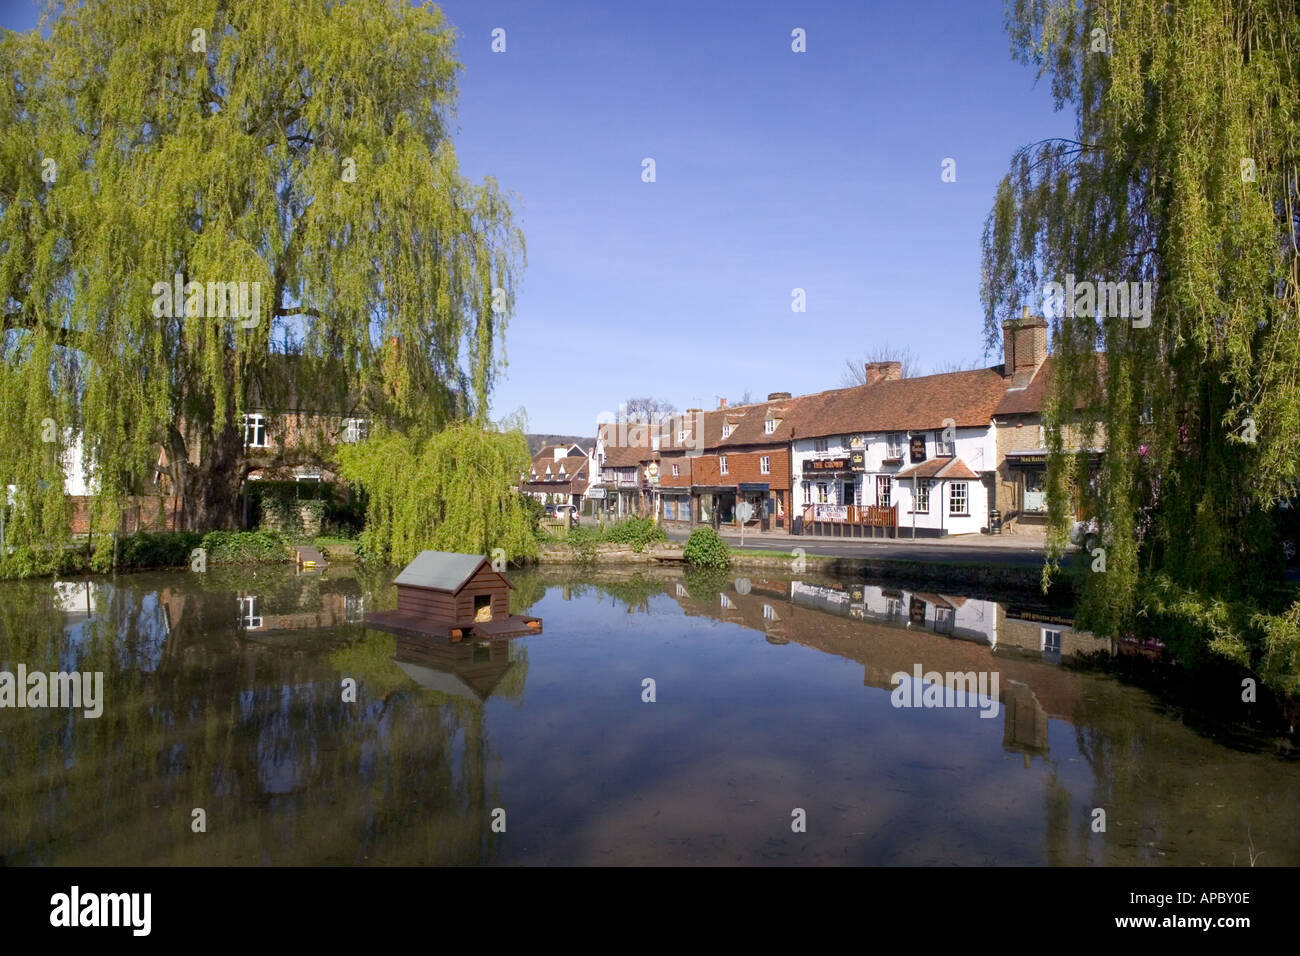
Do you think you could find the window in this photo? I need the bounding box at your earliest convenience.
[914,479,930,513]
[885,433,905,458]
[816,482,828,503]
[885,597,903,620]
[802,480,812,505]
[1041,628,1062,660]
[719,456,728,475]
[876,475,891,507]
[763,604,776,621]
[720,594,734,609]
[342,417,369,443]
[764,419,776,434]
[760,455,770,475]
[935,429,955,457]
[813,438,829,453]
[671,463,679,477]
[949,481,969,516]
[934,606,955,636]
[243,414,267,448]
[721,424,732,439]
[678,429,689,442]
[344,594,366,624]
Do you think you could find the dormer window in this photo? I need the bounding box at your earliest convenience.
[764,419,777,435]
[678,429,689,443]
[721,424,732,439]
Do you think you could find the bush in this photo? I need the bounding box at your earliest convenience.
[602,516,667,552]
[200,529,289,564]
[683,527,731,569]
[114,531,204,571]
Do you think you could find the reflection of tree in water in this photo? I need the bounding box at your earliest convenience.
[0,571,508,864]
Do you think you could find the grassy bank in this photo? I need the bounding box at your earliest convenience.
[0,529,360,580]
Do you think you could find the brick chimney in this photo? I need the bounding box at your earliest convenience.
[1003,306,1048,383]
[863,361,902,385]
[718,397,727,408]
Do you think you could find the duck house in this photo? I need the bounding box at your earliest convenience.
[363,551,542,641]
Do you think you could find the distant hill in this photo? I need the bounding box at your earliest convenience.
[526,434,593,456]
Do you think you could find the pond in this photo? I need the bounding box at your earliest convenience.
[1,565,1296,865]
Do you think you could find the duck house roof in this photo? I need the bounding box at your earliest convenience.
[393,551,510,593]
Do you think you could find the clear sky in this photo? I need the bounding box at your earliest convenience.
[1,0,1072,436]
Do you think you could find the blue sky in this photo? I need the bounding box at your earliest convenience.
[1,0,1071,435]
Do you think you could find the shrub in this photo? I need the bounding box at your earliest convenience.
[683,527,731,569]
[114,531,204,571]
[602,516,667,552]
[200,530,289,564]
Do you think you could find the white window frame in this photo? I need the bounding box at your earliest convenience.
[721,424,732,439]
[759,455,770,475]
[342,417,369,443]
[885,433,906,459]
[813,438,829,453]
[949,481,969,516]
[237,595,263,630]
[913,479,930,513]
[719,455,728,475]
[764,419,776,435]
[934,429,955,457]
[243,413,268,449]
[816,482,828,503]
[876,475,891,507]
[678,429,689,443]
[671,463,679,477]
[1041,628,1062,657]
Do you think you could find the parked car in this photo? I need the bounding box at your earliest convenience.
[554,504,579,522]
[543,503,558,518]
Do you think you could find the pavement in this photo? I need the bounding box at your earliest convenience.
[661,524,1056,569]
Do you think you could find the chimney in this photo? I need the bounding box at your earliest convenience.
[1003,306,1048,381]
[553,446,565,461]
[863,361,902,386]
[767,391,792,401]
[718,397,727,408]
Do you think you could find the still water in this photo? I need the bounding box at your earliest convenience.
[1,565,1296,865]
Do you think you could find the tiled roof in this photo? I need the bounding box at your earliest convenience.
[995,355,1107,416]
[896,457,980,480]
[787,367,1010,438]
[596,423,655,467]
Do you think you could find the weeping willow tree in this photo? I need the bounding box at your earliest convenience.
[0,0,522,549]
[337,422,537,566]
[983,0,1300,688]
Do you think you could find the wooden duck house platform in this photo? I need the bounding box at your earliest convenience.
[293,545,328,571]
[363,550,542,642]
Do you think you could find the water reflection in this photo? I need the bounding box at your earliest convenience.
[0,566,1296,866]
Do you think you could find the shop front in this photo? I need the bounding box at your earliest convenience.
[737,482,771,531]
[695,486,734,528]
[659,487,691,523]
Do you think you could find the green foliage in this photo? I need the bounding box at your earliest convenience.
[0,0,524,534]
[601,516,668,552]
[0,544,86,580]
[683,527,731,570]
[200,530,289,565]
[338,423,537,567]
[985,0,1300,687]
[114,531,204,572]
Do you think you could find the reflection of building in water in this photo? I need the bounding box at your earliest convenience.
[790,581,999,645]
[670,577,1115,760]
[235,588,362,634]
[393,637,520,703]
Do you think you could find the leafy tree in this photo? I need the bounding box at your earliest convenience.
[337,422,536,566]
[0,0,522,542]
[983,0,1300,685]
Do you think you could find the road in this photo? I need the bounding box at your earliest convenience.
[661,527,1056,569]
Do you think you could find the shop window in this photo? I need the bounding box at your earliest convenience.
[949,481,969,516]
